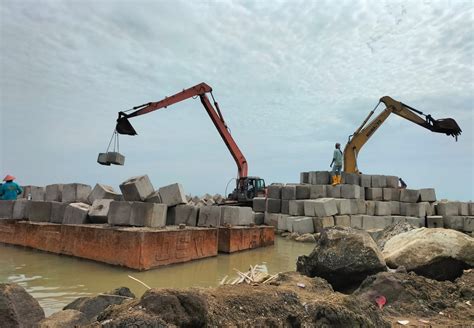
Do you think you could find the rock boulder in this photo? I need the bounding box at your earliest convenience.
[0,283,45,328]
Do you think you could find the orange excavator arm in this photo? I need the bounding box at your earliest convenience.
[115,82,248,179]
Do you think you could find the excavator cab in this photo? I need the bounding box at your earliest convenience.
[230,177,266,203]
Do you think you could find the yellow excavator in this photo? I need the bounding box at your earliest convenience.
[343,96,462,173]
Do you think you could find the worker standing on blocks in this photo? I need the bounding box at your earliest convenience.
[330,143,343,185]
[0,175,23,200]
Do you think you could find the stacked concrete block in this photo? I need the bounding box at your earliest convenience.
[335,199,352,215]
[360,175,371,188]
[405,216,425,228]
[28,201,52,222]
[63,203,90,224]
[145,191,162,203]
[400,203,426,217]
[459,203,469,216]
[50,201,67,224]
[391,216,407,225]
[304,198,338,217]
[0,200,14,218]
[88,184,122,204]
[221,206,254,226]
[264,212,280,228]
[62,183,92,204]
[334,215,350,227]
[313,216,335,232]
[281,200,290,214]
[108,201,133,226]
[288,200,305,216]
[166,207,177,225]
[252,197,266,213]
[296,185,310,199]
[443,216,464,230]
[277,215,289,231]
[173,204,198,226]
[366,201,375,216]
[365,188,383,201]
[469,203,474,216]
[267,184,283,199]
[120,175,154,202]
[159,183,187,206]
[293,217,315,234]
[352,199,366,215]
[285,216,300,232]
[341,185,361,199]
[30,186,45,201]
[362,215,392,230]
[382,188,399,201]
[424,202,435,216]
[130,202,167,227]
[45,184,63,202]
[341,172,359,185]
[375,202,391,216]
[88,199,114,223]
[436,202,459,216]
[419,188,436,202]
[198,206,222,227]
[266,199,281,213]
[390,201,401,215]
[463,217,473,232]
[254,212,265,225]
[386,176,399,188]
[326,185,341,198]
[427,216,443,228]
[371,175,386,188]
[281,186,296,200]
[399,189,420,203]
[12,200,30,220]
[350,215,363,229]
[300,172,309,184]
[310,185,326,199]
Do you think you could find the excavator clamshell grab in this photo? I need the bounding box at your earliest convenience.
[432,118,462,139]
[97,152,125,166]
[116,116,138,135]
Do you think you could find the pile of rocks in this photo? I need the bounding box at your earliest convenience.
[0,176,256,228]
[255,171,473,235]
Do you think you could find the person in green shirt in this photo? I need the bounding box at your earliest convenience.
[0,175,23,200]
[330,143,343,185]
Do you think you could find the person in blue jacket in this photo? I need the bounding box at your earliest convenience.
[0,175,23,200]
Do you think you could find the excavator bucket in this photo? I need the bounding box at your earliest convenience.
[116,116,137,135]
[432,118,462,140]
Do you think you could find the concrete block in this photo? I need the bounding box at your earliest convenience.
[254,212,265,225]
[267,185,282,199]
[158,183,187,206]
[341,185,361,199]
[173,204,198,226]
[371,175,386,188]
[365,188,383,201]
[45,184,63,202]
[304,198,338,217]
[266,198,281,213]
[436,202,459,216]
[309,185,326,199]
[166,206,177,225]
[375,201,391,216]
[88,199,114,223]
[106,152,125,165]
[399,189,420,203]
[469,203,474,216]
[12,199,30,220]
[463,216,474,232]
[0,200,14,218]
[27,201,52,222]
[252,197,266,212]
[334,215,350,227]
[342,172,360,185]
[426,216,443,228]
[335,199,352,215]
[62,183,92,204]
[400,203,426,217]
[130,202,167,227]
[296,185,310,199]
[390,201,401,215]
[63,202,90,224]
[108,201,133,226]
[362,215,392,230]
[293,217,315,234]
[391,216,407,225]
[286,216,300,232]
[326,185,341,198]
[352,199,366,215]
[31,186,45,201]
[459,202,469,216]
[197,206,222,227]
[277,214,290,231]
[313,216,335,232]
[288,200,305,216]
[88,183,122,204]
[405,216,425,228]
[313,171,330,185]
[444,216,464,231]
[145,191,162,203]
[424,202,435,216]
[281,200,289,214]
[419,188,436,202]
[221,206,254,226]
[50,201,67,224]
[300,172,309,184]
[281,185,296,200]
[264,212,280,228]
[360,175,371,188]
[382,188,399,201]
[386,176,399,188]
[350,215,363,229]
[120,175,154,202]
[366,201,376,216]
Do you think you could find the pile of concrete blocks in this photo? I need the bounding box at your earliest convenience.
[186,194,225,207]
[255,171,472,234]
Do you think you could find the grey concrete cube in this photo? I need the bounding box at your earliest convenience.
[88,199,114,223]
[304,198,337,217]
[426,216,443,228]
[459,202,469,216]
[469,203,474,216]
[0,200,14,218]
[300,172,309,184]
[443,216,464,231]
[285,216,300,232]
[463,217,473,232]
[335,199,352,215]
[350,215,363,229]
[106,152,125,165]
[424,202,435,216]
[277,214,289,231]
[365,188,383,201]
[309,185,326,199]
[130,202,167,227]
[296,185,310,200]
[293,217,315,234]
[419,188,436,202]
[254,212,265,225]
[173,204,198,226]
[371,175,387,188]
[107,201,133,226]
[281,200,290,214]
[382,188,399,201]
[88,183,122,204]
[145,191,162,203]
[288,200,305,216]
[50,201,67,224]
[390,201,401,215]
[158,183,187,207]
[375,201,391,216]
[281,185,296,200]
[45,184,63,202]
[362,215,392,230]
[399,189,420,203]
[400,203,426,217]
[436,202,459,216]
[313,216,335,232]
[120,175,154,202]
[221,206,254,226]
[264,212,280,228]
[405,216,425,228]
[326,185,341,198]
[28,201,52,222]
[309,171,330,185]
[197,206,221,227]
[266,198,281,213]
[63,202,90,224]
[267,184,282,199]
[31,186,45,201]
[62,183,92,204]
[360,175,371,188]
[385,176,399,188]
[366,201,375,216]
[342,172,360,185]
[252,197,266,212]
[351,199,366,215]
[391,216,407,225]
[334,215,350,227]
[341,185,361,199]
[12,199,30,220]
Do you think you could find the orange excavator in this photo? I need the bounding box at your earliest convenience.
[101,82,265,203]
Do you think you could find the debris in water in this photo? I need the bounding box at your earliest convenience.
[397,320,409,325]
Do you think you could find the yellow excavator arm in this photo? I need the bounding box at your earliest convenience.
[343,96,462,173]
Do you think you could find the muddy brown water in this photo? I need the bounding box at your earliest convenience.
[0,237,314,316]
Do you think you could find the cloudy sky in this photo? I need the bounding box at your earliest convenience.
[1,0,472,200]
